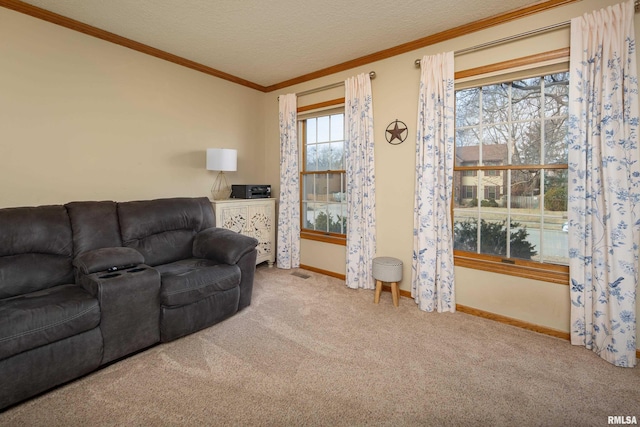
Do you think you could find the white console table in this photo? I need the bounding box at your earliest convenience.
[211,198,276,267]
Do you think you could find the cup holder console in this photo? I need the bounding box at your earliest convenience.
[97,265,146,278]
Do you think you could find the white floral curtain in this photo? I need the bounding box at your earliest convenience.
[345,73,376,289]
[568,0,639,367]
[412,52,456,312]
[277,93,300,269]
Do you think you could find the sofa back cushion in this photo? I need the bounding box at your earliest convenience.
[66,201,122,255]
[117,197,214,266]
[0,205,74,299]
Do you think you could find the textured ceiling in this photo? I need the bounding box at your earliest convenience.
[18,0,541,87]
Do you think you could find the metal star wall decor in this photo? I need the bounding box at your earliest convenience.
[385,119,408,145]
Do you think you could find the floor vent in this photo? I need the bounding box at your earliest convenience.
[291,271,311,279]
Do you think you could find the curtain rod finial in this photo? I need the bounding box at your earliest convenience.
[415,59,421,68]
[369,71,376,79]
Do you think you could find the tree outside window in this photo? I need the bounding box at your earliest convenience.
[300,111,347,239]
[453,71,569,266]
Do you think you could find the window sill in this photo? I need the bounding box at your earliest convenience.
[301,231,346,246]
[454,252,569,285]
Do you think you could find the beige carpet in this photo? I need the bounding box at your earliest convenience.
[1,266,639,426]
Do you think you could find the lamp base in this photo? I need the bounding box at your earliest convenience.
[211,171,232,200]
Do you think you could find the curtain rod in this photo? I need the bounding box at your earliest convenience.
[414,0,640,67]
[414,21,569,67]
[278,71,376,99]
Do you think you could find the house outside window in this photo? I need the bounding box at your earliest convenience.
[485,185,499,200]
[462,185,476,200]
[453,69,569,276]
[299,108,347,243]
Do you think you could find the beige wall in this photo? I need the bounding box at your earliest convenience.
[263,0,640,347]
[0,7,264,208]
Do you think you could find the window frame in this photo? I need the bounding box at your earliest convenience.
[298,99,347,246]
[452,49,570,285]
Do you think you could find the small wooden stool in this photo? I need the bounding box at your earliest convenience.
[372,257,403,307]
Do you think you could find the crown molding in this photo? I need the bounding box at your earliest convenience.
[264,0,576,92]
[1,0,576,93]
[0,0,268,92]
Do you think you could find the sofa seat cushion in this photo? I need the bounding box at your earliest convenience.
[0,284,100,361]
[156,259,240,307]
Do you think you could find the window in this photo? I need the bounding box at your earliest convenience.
[300,107,347,244]
[453,69,569,282]
[484,163,501,176]
[462,185,476,199]
[485,185,499,200]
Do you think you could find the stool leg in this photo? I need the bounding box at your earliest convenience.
[391,282,399,307]
[374,280,382,304]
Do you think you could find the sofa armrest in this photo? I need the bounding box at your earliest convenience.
[73,247,145,275]
[193,227,258,265]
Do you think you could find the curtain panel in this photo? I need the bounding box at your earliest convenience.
[412,52,456,312]
[277,93,301,269]
[568,0,639,367]
[345,73,377,289]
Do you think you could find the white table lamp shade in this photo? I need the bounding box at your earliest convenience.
[206,148,237,171]
[206,148,237,200]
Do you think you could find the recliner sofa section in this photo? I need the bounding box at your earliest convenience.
[0,205,103,410]
[0,197,258,410]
